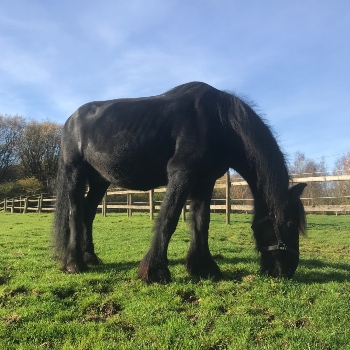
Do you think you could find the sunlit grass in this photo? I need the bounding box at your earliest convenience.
[0,212,349,349]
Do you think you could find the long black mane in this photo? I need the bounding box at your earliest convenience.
[223,91,290,224]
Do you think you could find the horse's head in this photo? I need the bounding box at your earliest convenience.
[252,183,307,279]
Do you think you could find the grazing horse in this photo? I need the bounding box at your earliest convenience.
[53,82,306,282]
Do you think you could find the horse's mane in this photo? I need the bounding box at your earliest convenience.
[219,90,291,224]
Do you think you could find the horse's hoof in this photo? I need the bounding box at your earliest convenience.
[63,261,88,274]
[137,263,171,284]
[186,257,222,281]
[187,266,222,281]
[83,252,102,266]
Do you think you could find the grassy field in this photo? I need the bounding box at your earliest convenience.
[0,212,349,349]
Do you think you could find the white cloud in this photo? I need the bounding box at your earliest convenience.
[0,46,51,85]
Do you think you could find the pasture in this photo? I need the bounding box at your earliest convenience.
[0,212,349,349]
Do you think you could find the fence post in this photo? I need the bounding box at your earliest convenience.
[127,193,132,217]
[102,192,107,217]
[11,198,14,213]
[226,171,231,225]
[182,204,186,222]
[24,197,28,213]
[38,194,43,213]
[149,189,154,220]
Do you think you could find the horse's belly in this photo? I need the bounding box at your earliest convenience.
[108,161,168,190]
[86,143,170,190]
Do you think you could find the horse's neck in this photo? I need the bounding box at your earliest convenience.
[235,161,288,219]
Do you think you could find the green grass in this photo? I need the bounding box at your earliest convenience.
[0,212,349,349]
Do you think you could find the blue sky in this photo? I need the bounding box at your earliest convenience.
[1,0,349,171]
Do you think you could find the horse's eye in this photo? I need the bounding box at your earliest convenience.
[287,221,295,228]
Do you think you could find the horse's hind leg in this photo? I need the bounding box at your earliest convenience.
[186,180,222,280]
[82,177,109,265]
[64,164,88,273]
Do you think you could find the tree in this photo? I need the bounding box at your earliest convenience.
[289,152,327,205]
[332,152,350,204]
[289,151,327,177]
[18,120,62,191]
[334,152,350,175]
[0,114,26,183]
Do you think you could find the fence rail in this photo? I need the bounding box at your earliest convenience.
[1,174,349,219]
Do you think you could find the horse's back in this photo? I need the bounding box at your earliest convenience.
[61,82,229,189]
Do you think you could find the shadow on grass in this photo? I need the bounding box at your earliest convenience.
[89,255,258,283]
[88,255,350,284]
[295,258,350,283]
[91,260,138,274]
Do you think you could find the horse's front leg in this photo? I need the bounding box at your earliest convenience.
[186,180,222,280]
[138,170,192,283]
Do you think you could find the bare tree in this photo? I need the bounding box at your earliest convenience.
[334,152,350,175]
[289,152,327,205]
[289,151,327,177]
[0,114,26,183]
[18,120,62,191]
[332,152,350,204]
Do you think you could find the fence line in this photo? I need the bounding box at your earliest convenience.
[1,173,349,218]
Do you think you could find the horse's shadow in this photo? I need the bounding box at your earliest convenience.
[90,253,350,285]
[293,258,350,284]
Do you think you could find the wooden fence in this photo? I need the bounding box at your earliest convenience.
[1,173,350,221]
[0,194,56,214]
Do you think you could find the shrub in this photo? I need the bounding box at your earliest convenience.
[0,177,43,199]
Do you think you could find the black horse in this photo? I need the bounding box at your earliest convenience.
[53,82,306,282]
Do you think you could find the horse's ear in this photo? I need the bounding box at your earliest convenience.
[289,183,307,201]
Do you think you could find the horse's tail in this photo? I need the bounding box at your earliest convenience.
[52,155,70,264]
